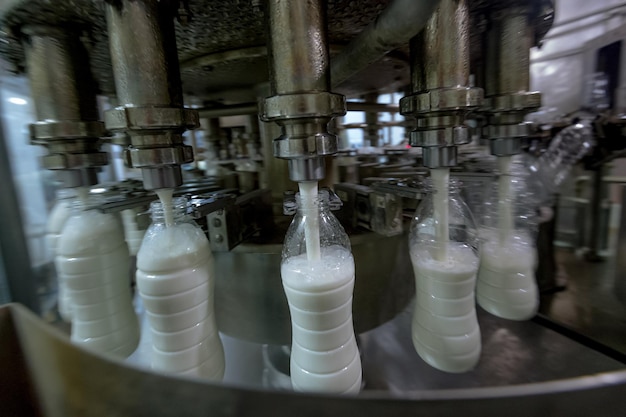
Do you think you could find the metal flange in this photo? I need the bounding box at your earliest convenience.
[261,92,346,121]
[409,126,471,148]
[273,131,338,159]
[485,92,542,112]
[124,145,194,168]
[400,87,483,115]
[41,151,108,170]
[487,122,532,140]
[29,120,105,141]
[105,107,199,131]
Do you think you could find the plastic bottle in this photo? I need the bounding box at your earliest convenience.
[136,197,224,380]
[409,175,481,373]
[56,197,140,357]
[121,207,148,257]
[281,188,362,394]
[46,189,75,322]
[477,156,539,321]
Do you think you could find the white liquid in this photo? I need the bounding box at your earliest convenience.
[410,243,481,373]
[298,181,321,262]
[121,208,146,256]
[281,245,361,394]
[477,231,539,320]
[156,188,174,227]
[136,222,225,380]
[47,197,74,322]
[431,168,450,261]
[56,209,139,357]
[497,156,514,241]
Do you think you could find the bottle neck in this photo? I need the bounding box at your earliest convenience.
[150,196,189,224]
[295,190,330,214]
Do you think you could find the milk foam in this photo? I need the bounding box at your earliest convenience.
[281,245,361,394]
[410,243,481,373]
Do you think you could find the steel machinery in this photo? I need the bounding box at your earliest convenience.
[1,0,626,416]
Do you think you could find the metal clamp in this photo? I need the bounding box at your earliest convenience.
[42,152,108,170]
[105,107,199,131]
[409,126,471,147]
[124,145,194,168]
[273,131,337,159]
[261,92,346,122]
[400,87,483,114]
[485,92,542,112]
[29,120,106,140]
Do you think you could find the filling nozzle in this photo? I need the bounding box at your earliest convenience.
[141,165,184,191]
[288,158,326,183]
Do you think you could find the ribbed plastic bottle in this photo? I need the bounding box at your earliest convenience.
[136,197,224,380]
[409,174,481,373]
[477,156,539,321]
[56,197,140,357]
[47,189,75,322]
[121,207,148,257]
[281,188,362,394]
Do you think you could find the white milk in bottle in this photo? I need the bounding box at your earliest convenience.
[56,193,140,357]
[47,189,75,322]
[477,156,539,321]
[136,194,224,380]
[409,172,481,373]
[281,186,361,394]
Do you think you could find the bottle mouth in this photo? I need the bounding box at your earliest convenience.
[149,196,189,218]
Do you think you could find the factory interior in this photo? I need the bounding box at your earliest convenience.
[1,0,626,415]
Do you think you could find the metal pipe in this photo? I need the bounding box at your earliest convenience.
[411,0,470,91]
[330,0,441,87]
[484,6,541,157]
[262,0,345,182]
[22,25,106,188]
[104,0,197,190]
[499,9,532,95]
[267,0,329,94]
[400,0,482,168]
[106,0,181,107]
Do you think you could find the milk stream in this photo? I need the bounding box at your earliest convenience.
[497,156,514,241]
[136,209,225,380]
[47,196,74,322]
[477,230,539,320]
[56,207,140,357]
[298,181,321,262]
[281,245,362,394]
[410,243,481,373]
[156,188,175,227]
[431,169,450,261]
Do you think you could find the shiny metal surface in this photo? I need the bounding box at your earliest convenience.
[483,5,540,154]
[2,301,626,416]
[262,0,344,182]
[401,0,483,168]
[104,0,197,190]
[22,25,107,188]
[214,231,414,344]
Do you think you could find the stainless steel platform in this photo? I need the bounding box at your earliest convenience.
[2,301,626,417]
